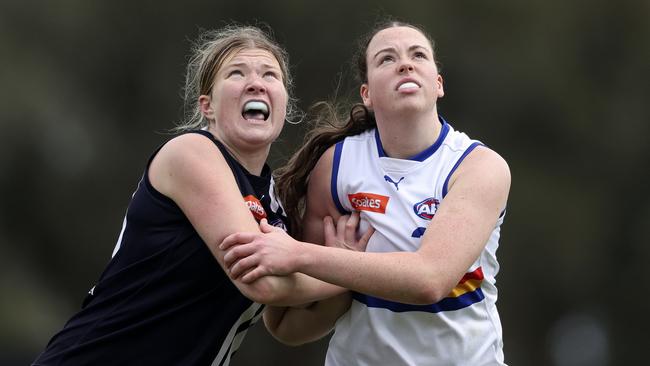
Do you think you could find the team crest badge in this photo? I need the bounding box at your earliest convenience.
[413,197,440,220]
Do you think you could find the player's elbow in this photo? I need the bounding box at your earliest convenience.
[239,277,290,305]
[408,286,444,305]
[244,289,276,305]
[420,287,447,304]
[410,280,451,305]
[237,280,275,304]
[248,289,284,306]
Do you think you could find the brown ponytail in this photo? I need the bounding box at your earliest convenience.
[276,18,437,237]
[274,103,375,237]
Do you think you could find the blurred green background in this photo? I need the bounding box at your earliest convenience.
[1,1,648,365]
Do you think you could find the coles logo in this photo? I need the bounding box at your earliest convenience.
[413,197,440,220]
[244,195,267,221]
[348,192,389,214]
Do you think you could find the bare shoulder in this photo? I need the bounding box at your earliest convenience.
[310,145,336,180]
[149,131,258,244]
[454,145,510,186]
[149,133,228,196]
[156,133,222,168]
[304,145,340,232]
[447,145,511,210]
[308,145,337,201]
[305,145,337,205]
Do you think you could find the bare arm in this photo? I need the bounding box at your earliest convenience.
[149,133,342,306]
[263,293,351,346]
[223,144,510,305]
[263,147,358,344]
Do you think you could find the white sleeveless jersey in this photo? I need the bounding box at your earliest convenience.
[326,120,506,366]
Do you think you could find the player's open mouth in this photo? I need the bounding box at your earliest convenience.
[242,100,270,121]
[398,82,419,90]
[396,78,421,91]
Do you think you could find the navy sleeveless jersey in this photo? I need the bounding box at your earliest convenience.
[33,130,289,365]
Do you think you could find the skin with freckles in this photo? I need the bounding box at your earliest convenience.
[199,49,288,174]
[34,26,370,365]
[221,28,509,300]
[222,212,373,277]
[149,46,341,304]
[362,26,443,120]
[219,24,511,363]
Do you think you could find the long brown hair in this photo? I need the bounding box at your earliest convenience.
[275,20,436,236]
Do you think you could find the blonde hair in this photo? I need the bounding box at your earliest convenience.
[175,25,298,131]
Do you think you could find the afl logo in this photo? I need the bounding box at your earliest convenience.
[413,197,440,220]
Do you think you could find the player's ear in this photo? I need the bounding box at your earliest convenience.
[435,74,444,98]
[199,95,215,119]
[360,83,372,108]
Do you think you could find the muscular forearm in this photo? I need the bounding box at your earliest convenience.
[263,293,351,345]
[247,273,346,306]
[296,244,451,305]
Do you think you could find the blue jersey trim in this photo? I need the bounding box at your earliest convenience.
[352,289,485,313]
[374,129,386,157]
[331,141,349,215]
[410,118,450,162]
[442,141,483,198]
[374,116,450,162]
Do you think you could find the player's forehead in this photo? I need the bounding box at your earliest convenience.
[222,48,282,70]
[367,26,432,56]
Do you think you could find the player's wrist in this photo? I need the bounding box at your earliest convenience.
[294,240,314,274]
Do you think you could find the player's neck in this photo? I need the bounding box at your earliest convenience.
[375,110,442,159]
